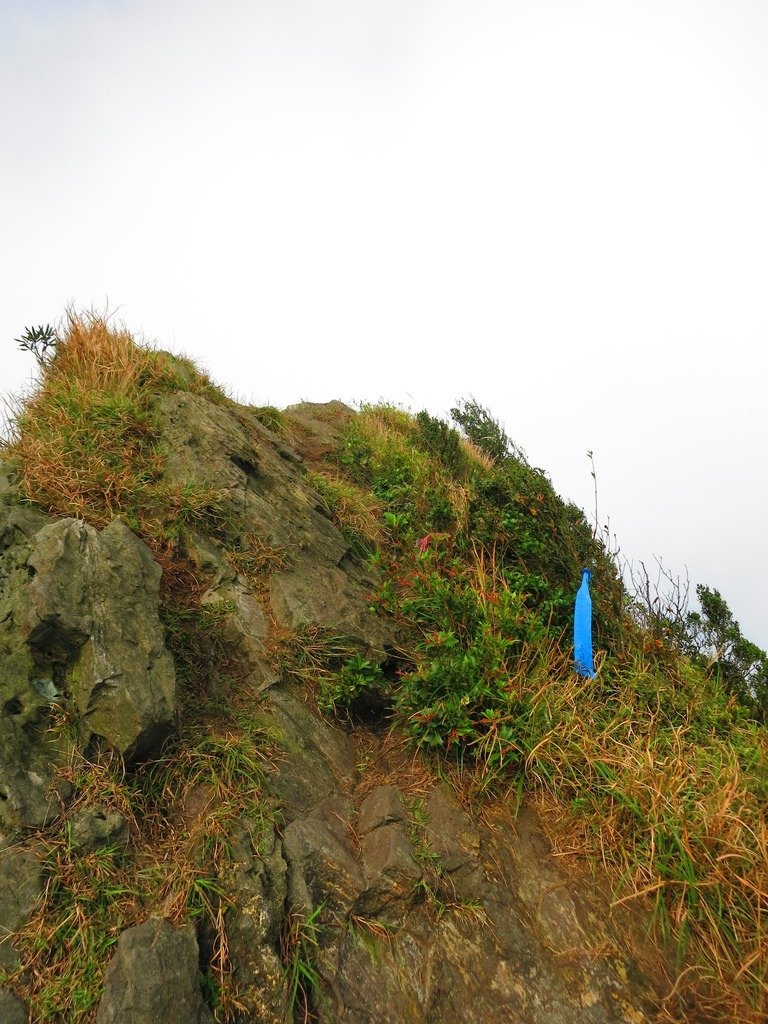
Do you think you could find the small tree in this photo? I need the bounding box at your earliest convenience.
[15,324,58,367]
[685,585,768,721]
[450,397,519,463]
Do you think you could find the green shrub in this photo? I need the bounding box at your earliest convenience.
[318,653,387,718]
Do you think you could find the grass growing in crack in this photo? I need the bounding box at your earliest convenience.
[281,903,324,1024]
[2,728,280,1024]
[222,527,286,585]
[269,626,358,690]
[307,468,384,557]
[249,405,287,435]
[6,843,135,1022]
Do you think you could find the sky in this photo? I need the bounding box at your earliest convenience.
[1,0,767,647]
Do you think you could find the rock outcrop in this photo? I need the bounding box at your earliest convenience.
[0,402,681,1024]
[258,686,666,1024]
[0,469,176,829]
[95,919,214,1024]
[157,393,391,654]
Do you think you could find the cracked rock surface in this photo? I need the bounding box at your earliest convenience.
[0,400,680,1023]
[0,472,175,829]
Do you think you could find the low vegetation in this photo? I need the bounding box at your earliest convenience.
[2,315,766,1022]
[2,314,285,1020]
[321,400,768,1023]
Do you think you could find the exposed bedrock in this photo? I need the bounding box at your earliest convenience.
[0,473,175,829]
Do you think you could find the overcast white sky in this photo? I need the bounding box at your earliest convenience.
[2,0,767,647]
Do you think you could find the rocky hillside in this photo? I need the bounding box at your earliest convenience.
[0,316,765,1024]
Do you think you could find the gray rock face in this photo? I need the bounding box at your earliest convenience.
[0,987,28,1024]
[261,693,667,1024]
[156,391,394,656]
[26,518,176,760]
[0,506,175,827]
[215,823,289,1023]
[68,805,129,852]
[259,688,358,816]
[424,784,485,899]
[95,919,214,1024]
[0,839,43,971]
[358,785,407,834]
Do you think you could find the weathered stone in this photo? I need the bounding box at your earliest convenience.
[425,784,485,899]
[185,531,237,589]
[259,688,357,816]
[215,822,289,1023]
[0,987,28,1024]
[95,918,214,1024]
[361,823,420,882]
[358,785,407,834]
[269,566,383,650]
[356,822,421,914]
[27,519,176,760]
[282,814,364,921]
[315,924,426,1024]
[0,719,61,829]
[201,581,277,691]
[282,402,355,463]
[68,805,129,852]
[0,840,43,971]
[0,510,176,807]
[155,391,395,655]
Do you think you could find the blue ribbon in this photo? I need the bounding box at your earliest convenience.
[574,568,595,678]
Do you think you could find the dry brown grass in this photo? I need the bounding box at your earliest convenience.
[3,726,277,1024]
[308,468,385,551]
[4,311,229,536]
[463,638,768,1023]
[352,726,440,801]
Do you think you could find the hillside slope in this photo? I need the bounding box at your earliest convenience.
[0,316,765,1024]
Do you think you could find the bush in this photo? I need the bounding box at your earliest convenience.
[450,397,513,463]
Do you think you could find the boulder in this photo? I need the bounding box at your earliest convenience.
[26,518,176,760]
[68,805,129,852]
[0,510,176,827]
[95,919,214,1024]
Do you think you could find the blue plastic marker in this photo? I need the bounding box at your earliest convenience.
[574,568,595,678]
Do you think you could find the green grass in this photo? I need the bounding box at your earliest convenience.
[321,401,768,1022]
[5,318,766,1022]
[281,903,324,1023]
[2,314,287,1023]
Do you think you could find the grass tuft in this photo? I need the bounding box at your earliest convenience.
[322,401,768,1023]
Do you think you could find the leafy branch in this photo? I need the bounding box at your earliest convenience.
[15,324,58,367]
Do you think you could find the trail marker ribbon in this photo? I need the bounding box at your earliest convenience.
[574,568,595,678]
